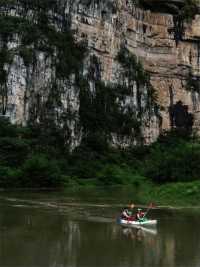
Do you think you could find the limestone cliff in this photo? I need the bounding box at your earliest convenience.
[0,0,200,149]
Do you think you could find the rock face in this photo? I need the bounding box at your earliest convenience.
[0,0,200,149]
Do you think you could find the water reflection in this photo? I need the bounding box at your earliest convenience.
[0,196,199,267]
[122,226,157,240]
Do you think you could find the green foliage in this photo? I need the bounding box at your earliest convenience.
[0,166,21,188]
[79,79,141,147]
[69,159,103,180]
[135,0,198,19]
[97,165,147,186]
[21,154,62,188]
[149,181,200,206]
[0,0,59,11]
[27,123,66,156]
[0,137,30,167]
[0,118,64,188]
[18,47,35,67]
[117,46,158,104]
[117,47,148,84]
[172,0,199,43]
[0,117,18,137]
[143,132,200,183]
[78,48,158,151]
[0,117,200,188]
[181,0,198,21]
[0,118,29,167]
[0,4,87,120]
[0,9,87,78]
[81,132,109,153]
[0,16,23,39]
[97,165,122,185]
[0,1,198,194]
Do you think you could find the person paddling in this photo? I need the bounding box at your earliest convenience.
[136,208,145,221]
[121,203,135,221]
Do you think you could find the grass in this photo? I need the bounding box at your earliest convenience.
[60,179,200,207]
[151,181,200,206]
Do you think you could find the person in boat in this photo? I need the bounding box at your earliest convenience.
[136,208,145,221]
[121,203,135,220]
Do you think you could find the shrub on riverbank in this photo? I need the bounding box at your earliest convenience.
[143,180,200,206]
[143,138,200,183]
[0,117,200,188]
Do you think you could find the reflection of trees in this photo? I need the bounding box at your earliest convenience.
[154,210,200,267]
[0,206,81,267]
[173,213,200,267]
[0,205,200,267]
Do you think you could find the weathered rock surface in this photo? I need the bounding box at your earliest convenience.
[0,0,200,148]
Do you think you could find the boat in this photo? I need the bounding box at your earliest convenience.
[117,218,157,227]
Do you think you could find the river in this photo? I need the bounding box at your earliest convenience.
[0,189,199,267]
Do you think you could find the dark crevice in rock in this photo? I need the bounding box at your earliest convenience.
[169,100,194,134]
[186,70,200,93]
[0,41,11,115]
[173,15,185,45]
[197,42,200,66]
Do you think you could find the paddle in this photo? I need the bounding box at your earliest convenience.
[143,203,156,218]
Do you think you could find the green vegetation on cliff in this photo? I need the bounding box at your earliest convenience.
[137,0,199,44]
[0,14,86,77]
[0,0,87,119]
[0,2,160,147]
[137,0,199,18]
[79,47,159,149]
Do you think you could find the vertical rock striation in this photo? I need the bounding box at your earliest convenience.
[0,0,200,149]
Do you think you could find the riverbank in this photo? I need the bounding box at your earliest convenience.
[1,117,200,206]
[62,178,200,207]
[1,180,200,207]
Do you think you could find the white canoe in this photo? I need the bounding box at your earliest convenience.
[118,218,157,227]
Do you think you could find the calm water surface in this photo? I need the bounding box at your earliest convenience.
[0,189,199,267]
